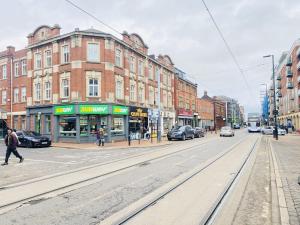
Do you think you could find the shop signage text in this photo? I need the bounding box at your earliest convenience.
[54,105,75,115]
[79,105,108,114]
[177,109,193,117]
[113,106,128,115]
[130,107,148,118]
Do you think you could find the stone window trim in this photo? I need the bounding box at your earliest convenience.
[34,52,42,70]
[44,49,52,68]
[21,87,27,103]
[115,75,124,100]
[86,71,101,98]
[129,80,136,102]
[44,80,52,101]
[87,41,100,63]
[61,44,70,64]
[60,72,70,99]
[14,62,19,77]
[13,88,19,103]
[138,82,145,103]
[21,60,27,76]
[115,48,123,68]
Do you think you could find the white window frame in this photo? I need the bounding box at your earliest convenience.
[21,60,27,75]
[149,86,155,105]
[115,48,122,67]
[14,62,19,77]
[34,53,42,69]
[45,50,52,67]
[148,64,153,80]
[115,76,124,100]
[130,56,135,72]
[61,79,69,98]
[130,82,136,102]
[35,83,41,101]
[2,90,7,104]
[138,83,145,102]
[2,65,7,79]
[44,81,51,100]
[88,78,99,97]
[21,87,26,102]
[61,45,70,64]
[87,43,100,62]
[13,88,19,103]
[138,60,144,76]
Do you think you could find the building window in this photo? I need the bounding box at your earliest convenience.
[138,60,144,76]
[138,84,145,102]
[155,67,160,81]
[21,87,26,102]
[88,78,98,97]
[35,83,41,100]
[186,102,190,110]
[21,116,26,130]
[149,86,155,105]
[179,96,183,108]
[2,65,7,79]
[34,53,42,69]
[163,73,167,84]
[45,81,51,100]
[13,116,18,130]
[61,79,69,98]
[13,88,19,103]
[130,56,135,72]
[148,64,153,80]
[87,43,100,62]
[61,45,70,64]
[111,117,125,136]
[163,91,167,107]
[45,50,52,67]
[45,115,51,134]
[2,90,6,104]
[168,92,172,108]
[130,82,136,102]
[20,60,27,75]
[59,116,76,136]
[115,48,122,67]
[115,78,124,99]
[80,116,88,136]
[14,62,19,77]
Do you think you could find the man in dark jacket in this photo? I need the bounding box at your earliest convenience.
[1,128,24,166]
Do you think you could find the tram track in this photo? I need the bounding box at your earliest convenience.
[100,135,260,225]
[0,134,239,214]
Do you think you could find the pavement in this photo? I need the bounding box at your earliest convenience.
[271,135,300,225]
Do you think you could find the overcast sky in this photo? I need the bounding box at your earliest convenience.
[1,0,300,115]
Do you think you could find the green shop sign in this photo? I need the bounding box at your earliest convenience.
[54,105,75,115]
[113,106,128,115]
[79,105,109,114]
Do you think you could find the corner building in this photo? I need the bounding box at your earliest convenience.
[25,25,175,143]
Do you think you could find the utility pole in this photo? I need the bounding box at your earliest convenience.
[263,55,278,140]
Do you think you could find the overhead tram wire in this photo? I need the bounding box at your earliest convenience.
[201,0,253,97]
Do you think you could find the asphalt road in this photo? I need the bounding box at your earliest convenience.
[0,129,253,225]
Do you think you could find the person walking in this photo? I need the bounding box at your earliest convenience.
[1,128,24,166]
[96,129,101,146]
[99,128,105,147]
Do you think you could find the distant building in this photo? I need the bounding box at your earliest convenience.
[197,91,214,130]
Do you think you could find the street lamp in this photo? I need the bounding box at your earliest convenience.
[263,55,278,140]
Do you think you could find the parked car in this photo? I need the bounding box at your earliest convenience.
[194,127,205,138]
[167,125,194,141]
[233,124,240,129]
[220,126,235,137]
[16,130,51,148]
[277,128,286,135]
[261,126,273,135]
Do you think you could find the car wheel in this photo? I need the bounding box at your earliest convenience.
[191,134,194,139]
[168,138,172,141]
[26,141,33,148]
[182,134,186,141]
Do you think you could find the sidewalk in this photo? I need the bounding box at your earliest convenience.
[271,135,300,225]
[52,138,172,150]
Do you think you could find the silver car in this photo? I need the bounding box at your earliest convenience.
[261,126,273,135]
[220,126,235,137]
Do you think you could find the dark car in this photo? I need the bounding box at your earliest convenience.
[16,130,51,148]
[233,124,240,129]
[167,125,194,141]
[194,127,205,138]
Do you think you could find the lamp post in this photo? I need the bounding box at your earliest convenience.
[263,55,278,140]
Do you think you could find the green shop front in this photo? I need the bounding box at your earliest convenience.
[53,104,129,143]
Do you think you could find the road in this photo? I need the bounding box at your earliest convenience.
[0,129,259,225]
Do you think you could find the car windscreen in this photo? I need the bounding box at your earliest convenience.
[23,131,41,137]
[178,126,186,132]
[221,127,231,131]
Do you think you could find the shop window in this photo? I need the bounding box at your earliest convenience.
[59,116,76,136]
[45,115,51,134]
[111,117,124,136]
[35,115,41,133]
[80,116,88,136]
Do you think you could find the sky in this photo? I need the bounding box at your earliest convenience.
[1,0,300,115]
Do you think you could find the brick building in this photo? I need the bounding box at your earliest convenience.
[174,68,197,127]
[1,25,177,143]
[275,39,300,129]
[0,46,28,137]
[197,91,214,129]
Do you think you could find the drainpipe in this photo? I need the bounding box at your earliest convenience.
[10,57,13,128]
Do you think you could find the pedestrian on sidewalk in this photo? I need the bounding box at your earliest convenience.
[96,129,101,146]
[97,128,105,147]
[1,128,24,166]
